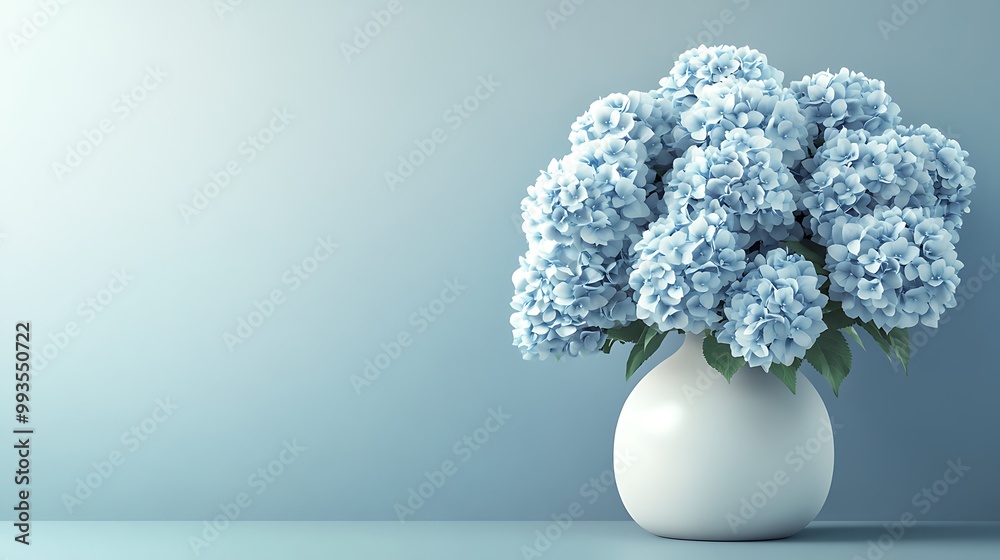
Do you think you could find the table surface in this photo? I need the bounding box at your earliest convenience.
[6,521,998,559]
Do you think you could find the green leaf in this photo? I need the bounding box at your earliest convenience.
[823,305,855,330]
[799,236,828,256]
[887,328,910,373]
[805,329,853,396]
[606,322,645,344]
[858,321,893,361]
[768,359,801,394]
[640,324,658,348]
[625,342,645,380]
[786,240,826,272]
[624,325,667,381]
[842,326,865,350]
[600,337,615,355]
[702,333,745,382]
[639,326,668,358]
[644,330,667,355]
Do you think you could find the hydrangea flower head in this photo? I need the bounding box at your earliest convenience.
[801,125,977,243]
[802,127,932,241]
[718,249,829,370]
[825,206,962,330]
[790,68,901,138]
[628,202,747,333]
[512,136,661,358]
[664,128,799,246]
[670,76,810,166]
[657,45,784,115]
[570,91,673,168]
[511,251,624,360]
[902,124,977,240]
[513,93,675,358]
[522,150,639,257]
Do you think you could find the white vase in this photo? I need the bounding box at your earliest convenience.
[613,332,834,541]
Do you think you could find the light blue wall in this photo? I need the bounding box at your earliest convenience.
[0,0,997,522]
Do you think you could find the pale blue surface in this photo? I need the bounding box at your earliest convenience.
[8,522,1000,559]
[0,0,997,523]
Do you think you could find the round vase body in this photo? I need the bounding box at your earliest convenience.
[614,333,834,541]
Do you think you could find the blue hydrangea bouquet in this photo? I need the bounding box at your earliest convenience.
[509,45,976,394]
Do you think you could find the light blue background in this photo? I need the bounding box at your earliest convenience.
[0,0,997,524]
